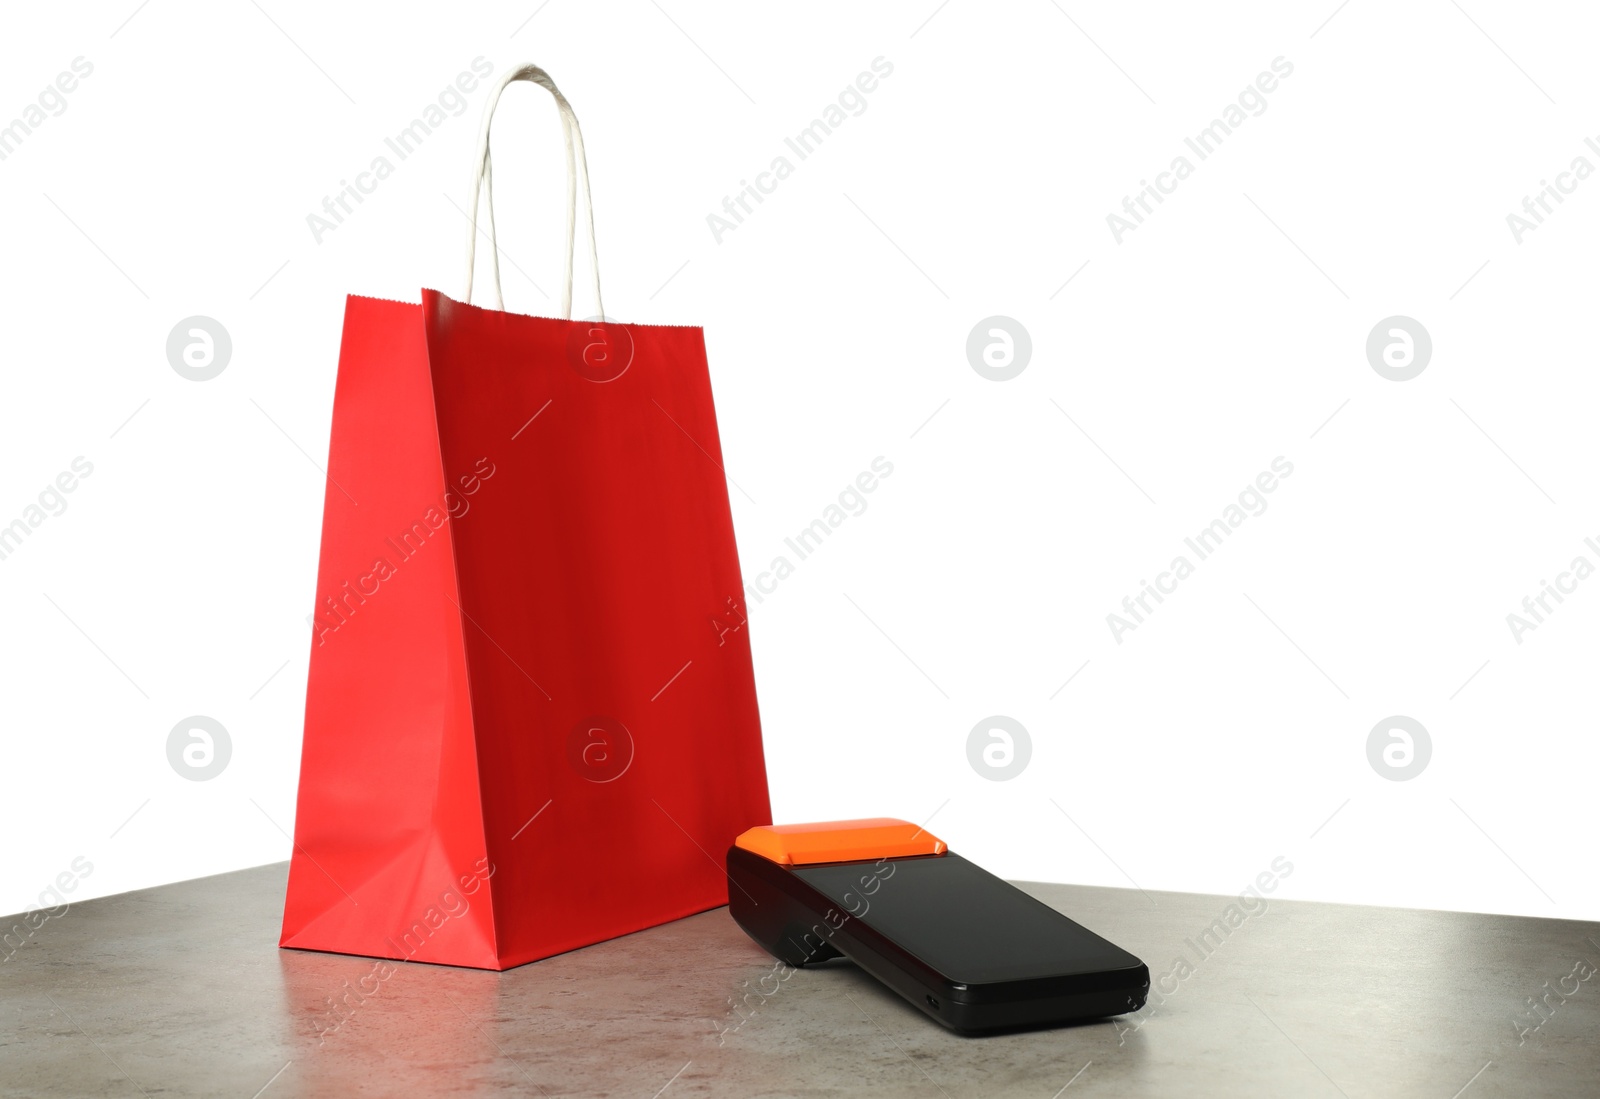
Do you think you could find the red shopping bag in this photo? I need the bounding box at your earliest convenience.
[279,64,770,970]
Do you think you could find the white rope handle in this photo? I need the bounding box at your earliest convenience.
[465,64,604,319]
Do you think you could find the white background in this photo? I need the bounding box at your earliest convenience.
[2,0,1596,923]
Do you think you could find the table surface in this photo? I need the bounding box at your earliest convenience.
[2,863,1597,1098]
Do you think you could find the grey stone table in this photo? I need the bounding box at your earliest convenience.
[3,864,1597,1098]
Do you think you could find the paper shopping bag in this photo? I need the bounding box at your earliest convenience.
[279,64,771,971]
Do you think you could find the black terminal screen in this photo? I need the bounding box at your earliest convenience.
[793,853,1142,985]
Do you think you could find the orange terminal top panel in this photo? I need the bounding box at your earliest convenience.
[734,818,947,866]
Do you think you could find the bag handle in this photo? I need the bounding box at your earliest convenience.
[465,64,605,319]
